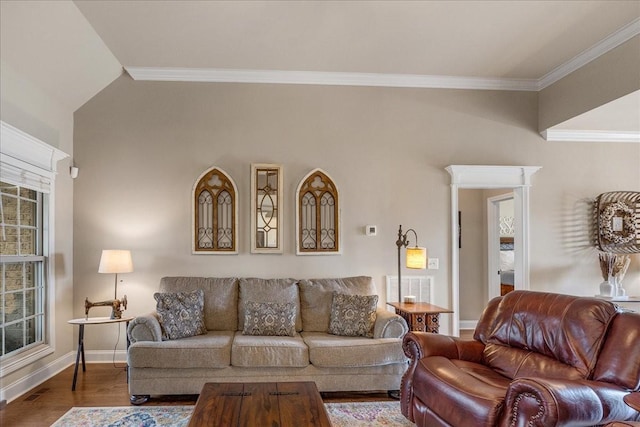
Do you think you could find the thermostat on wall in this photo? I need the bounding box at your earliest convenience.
[365,225,377,236]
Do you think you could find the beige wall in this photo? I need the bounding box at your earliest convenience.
[539,35,640,131]
[0,62,75,394]
[73,75,640,349]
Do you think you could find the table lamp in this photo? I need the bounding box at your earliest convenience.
[85,250,133,319]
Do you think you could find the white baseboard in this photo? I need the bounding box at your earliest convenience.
[0,350,127,404]
[459,320,478,331]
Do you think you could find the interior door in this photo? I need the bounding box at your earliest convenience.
[487,193,515,300]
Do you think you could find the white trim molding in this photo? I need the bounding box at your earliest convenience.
[126,67,539,91]
[0,121,69,193]
[541,129,640,143]
[538,18,640,90]
[125,18,639,93]
[0,351,127,403]
[445,165,541,337]
[459,320,478,331]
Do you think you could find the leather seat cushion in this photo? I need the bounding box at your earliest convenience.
[413,356,511,427]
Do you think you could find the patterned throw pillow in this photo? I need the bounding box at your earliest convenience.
[328,292,378,338]
[243,301,296,336]
[154,289,207,340]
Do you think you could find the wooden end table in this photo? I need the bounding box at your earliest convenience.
[387,302,453,333]
[67,316,134,391]
[188,382,331,427]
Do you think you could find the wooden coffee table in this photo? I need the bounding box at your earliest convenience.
[188,382,332,426]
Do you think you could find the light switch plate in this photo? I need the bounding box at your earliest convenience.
[428,258,439,269]
[365,225,377,236]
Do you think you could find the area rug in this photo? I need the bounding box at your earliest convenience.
[51,401,414,426]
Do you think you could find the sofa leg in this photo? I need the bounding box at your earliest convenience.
[130,395,150,405]
[388,390,400,400]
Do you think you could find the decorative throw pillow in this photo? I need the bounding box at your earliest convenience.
[243,301,296,337]
[328,292,378,338]
[154,289,207,340]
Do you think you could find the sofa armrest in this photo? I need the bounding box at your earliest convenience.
[500,377,640,427]
[374,308,408,339]
[127,312,162,343]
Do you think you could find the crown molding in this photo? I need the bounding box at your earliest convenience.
[541,129,640,143]
[538,18,640,90]
[125,18,639,92]
[125,67,539,91]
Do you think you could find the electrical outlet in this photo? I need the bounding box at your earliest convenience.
[365,225,377,236]
[428,258,439,269]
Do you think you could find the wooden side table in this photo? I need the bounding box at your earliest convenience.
[387,302,453,333]
[68,316,134,391]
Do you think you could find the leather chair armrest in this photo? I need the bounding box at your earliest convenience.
[127,312,162,343]
[374,308,409,338]
[500,377,640,427]
[402,331,485,362]
[401,332,485,422]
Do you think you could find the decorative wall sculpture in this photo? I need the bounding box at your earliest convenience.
[251,164,283,253]
[594,191,640,254]
[296,168,340,254]
[193,167,238,254]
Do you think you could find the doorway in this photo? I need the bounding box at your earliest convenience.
[446,165,541,336]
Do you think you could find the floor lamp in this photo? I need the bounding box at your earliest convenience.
[396,225,427,303]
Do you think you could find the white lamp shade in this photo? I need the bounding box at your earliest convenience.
[98,250,133,274]
[406,247,427,269]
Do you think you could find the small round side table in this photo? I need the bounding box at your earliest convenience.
[68,316,134,391]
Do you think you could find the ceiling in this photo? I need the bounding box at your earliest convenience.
[1,1,639,135]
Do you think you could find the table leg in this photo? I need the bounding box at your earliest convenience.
[72,324,85,391]
[426,314,441,333]
[125,321,130,381]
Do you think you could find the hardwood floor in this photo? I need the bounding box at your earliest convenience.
[0,363,393,426]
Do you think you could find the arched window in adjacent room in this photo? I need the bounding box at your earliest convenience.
[193,167,238,254]
[296,169,340,254]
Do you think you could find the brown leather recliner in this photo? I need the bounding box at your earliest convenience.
[401,290,640,427]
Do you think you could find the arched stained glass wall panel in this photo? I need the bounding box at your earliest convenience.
[296,169,340,254]
[193,167,238,254]
[251,164,283,254]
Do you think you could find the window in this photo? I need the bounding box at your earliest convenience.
[0,121,67,376]
[296,169,340,254]
[1,183,46,358]
[193,167,238,254]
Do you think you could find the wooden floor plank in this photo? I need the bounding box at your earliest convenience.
[0,364,393,427]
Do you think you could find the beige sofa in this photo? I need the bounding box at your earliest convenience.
[126,276,409,404]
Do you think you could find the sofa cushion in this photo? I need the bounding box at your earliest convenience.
[238,278,301,332]
[485,291,619,380]
[154,289,207,340]
[299,276,377,332]
[231,332,309,367]
[243,301,296,336]
[302,332,406,368]
[328,292,378,338]
[160,277,238,331]
[128,331,233,369]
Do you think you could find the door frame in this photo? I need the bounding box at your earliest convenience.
[446,165,541,336]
